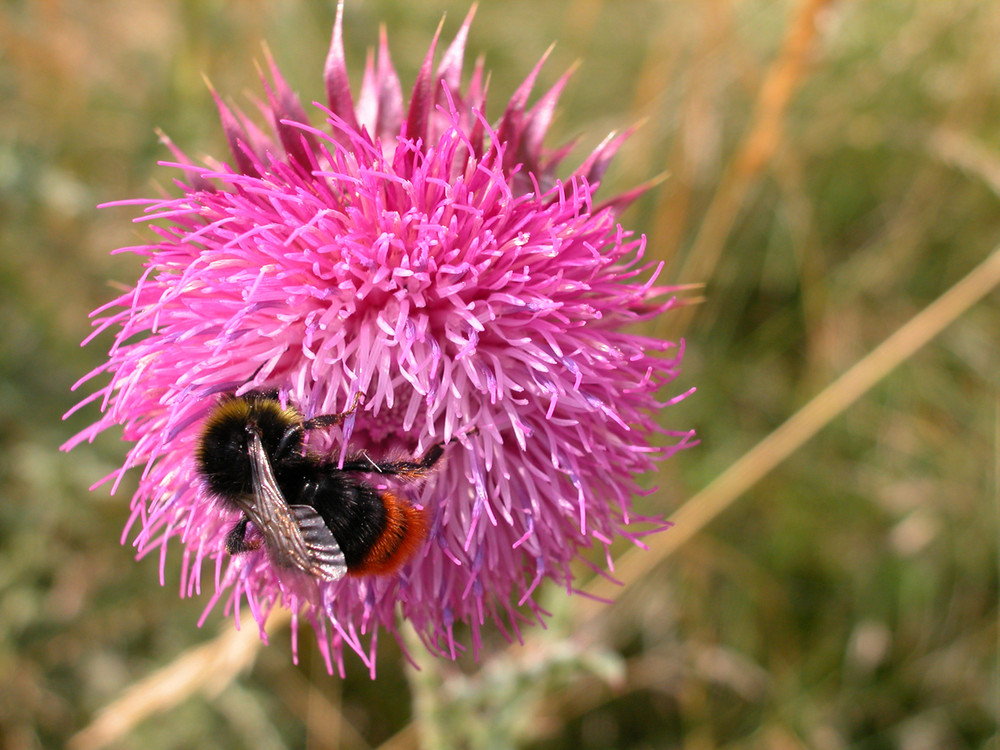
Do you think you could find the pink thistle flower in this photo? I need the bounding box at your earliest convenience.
[64,2,696,674]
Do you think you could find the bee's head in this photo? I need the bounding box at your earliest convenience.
[195,392,304,501]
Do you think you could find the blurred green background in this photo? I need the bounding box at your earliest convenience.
[2,1,998,748]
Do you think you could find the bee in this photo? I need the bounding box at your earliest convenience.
[195,390,444,581]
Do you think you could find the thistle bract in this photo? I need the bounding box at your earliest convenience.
[65,3,696,674]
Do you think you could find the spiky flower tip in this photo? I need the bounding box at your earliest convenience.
[64,3,696,675]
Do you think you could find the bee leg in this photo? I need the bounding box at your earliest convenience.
[278,392,366,456]
[300,391,365,431]
[341,441,447,480]
[225,516,262,554]
[415,442,446,471]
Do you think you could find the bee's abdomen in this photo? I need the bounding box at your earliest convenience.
[351,491,429,576]
[303,472,426,574]
[299,473,383,569]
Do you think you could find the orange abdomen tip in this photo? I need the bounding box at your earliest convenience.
[350,491,429,577]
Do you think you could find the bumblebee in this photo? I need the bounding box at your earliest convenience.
[195,391,443,581]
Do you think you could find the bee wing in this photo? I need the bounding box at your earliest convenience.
[245,429,315,575]
[245,430,347,582]
[289,505,348,582]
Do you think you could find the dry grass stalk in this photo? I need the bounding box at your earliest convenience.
[670,0,835,321]
[69,609,291,750]
[582,239,1000,611]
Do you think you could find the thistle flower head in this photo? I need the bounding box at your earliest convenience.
[65,3,696,674]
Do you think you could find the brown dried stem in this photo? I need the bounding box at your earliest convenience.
[68,609,291,750]
[670,0,835,322]
[581,239,1000,614]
